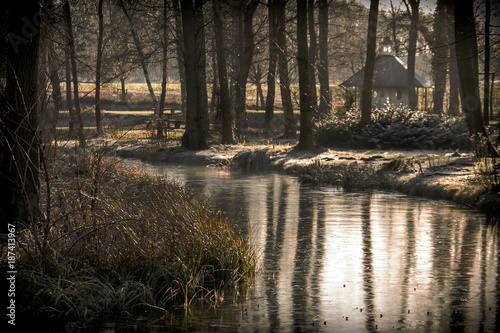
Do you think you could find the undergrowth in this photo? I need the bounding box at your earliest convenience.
[317,106,471,150]
[7,147,256,322]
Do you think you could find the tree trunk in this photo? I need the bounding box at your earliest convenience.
[483,0,490,125]
[234,0,259,139]
[405,0,419,110]
[48,42,62,145]
[158,0,168,138]
[265,0,278,125]
[360,0,379,128]
[213,0,234,144]
[64,0,85,148]
[0,0,41,229]
[120,77,126,103]
[194,0,209,143]
[172,0,187,117]
[308,0,318,112]
[180,0,208,150]
[446,2,460,116]
[120,1,159,115]
[95,0,104,135]
[454,0,498,156]
[318,0,330,115]
[277,0,296,138]
[65,56,73,128]
[431,0,448,115]
[297,0,314,149]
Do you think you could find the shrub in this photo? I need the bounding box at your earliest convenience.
[316,106,471,150]
[8,148,256,322]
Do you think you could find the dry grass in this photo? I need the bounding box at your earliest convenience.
[9,147,257,321]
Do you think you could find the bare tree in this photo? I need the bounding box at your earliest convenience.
[318,0,330,115]
[423,0,448,115]
[308,0,317,110]
[119,0,159,114]
[265,0,278,125]
[95,0,105,135]
[454,0,498,156]
[445,0,460,116]
[360,0,379,128]
[0,0,41,229]
[64,0,85,147]
[276,0,296,138]
[233,0,259,139]
[172,0,187,116]
[213,0,234,144]
[158,0,169,138]
[180,0,208,150]
[403,0,419,110]
[297,0,314,149]
[483,0,490,125]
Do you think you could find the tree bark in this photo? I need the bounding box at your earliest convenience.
[446,1,460,116]
[297,0,314,149]
[234,0,259,139]
[95,0,104,135]
[404,0,419,110]
[0,0,41,229]
[120,0,159,115]
[454,0,498,156]
[265,0,278,125]
[431,0,448,115]
[277,0,296,138]
[213,0,234,144]
[180,0,208,150]
[158,0,168,138]
[64,0,85,147]
[483,0,490,125]
[65,54,74,132]
[48,41,62,145]
[194,0,209,143]
[308,0,318,111]
[360,0,379,128]
[318,0,330,116]
[172,0,187,116]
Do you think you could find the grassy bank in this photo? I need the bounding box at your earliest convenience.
[2,147,256,325]
[110,139,499,222]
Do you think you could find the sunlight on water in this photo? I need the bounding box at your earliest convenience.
[113,159,499,332]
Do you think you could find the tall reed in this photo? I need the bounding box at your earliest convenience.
[10,148,257,321]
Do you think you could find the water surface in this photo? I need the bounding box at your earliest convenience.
[99,160,499,332]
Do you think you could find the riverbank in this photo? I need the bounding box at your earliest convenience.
[106,138,499,221]
[6,148,257,328]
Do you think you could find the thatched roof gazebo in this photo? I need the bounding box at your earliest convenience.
[341,38,431,108]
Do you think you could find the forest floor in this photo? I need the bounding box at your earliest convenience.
[73,133,500,222]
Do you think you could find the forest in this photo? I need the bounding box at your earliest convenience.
[1,0,500,330]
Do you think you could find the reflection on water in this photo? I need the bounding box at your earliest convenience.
[108,160,499,332]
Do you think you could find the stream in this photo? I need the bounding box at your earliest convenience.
[91,160,499,332]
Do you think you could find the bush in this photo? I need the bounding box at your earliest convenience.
[7,148,256,322]
[316,106,471,150]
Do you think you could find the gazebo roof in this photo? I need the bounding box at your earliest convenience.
[341,54,431,88]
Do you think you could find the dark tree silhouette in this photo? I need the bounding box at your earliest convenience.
[213,0,234,144]
[297,0,314,149]
[0,0,41,229]
[360,0,379,128]
[454,0,498,156]
[318,0,330,115]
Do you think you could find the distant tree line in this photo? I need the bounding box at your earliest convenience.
[1,0,499,229]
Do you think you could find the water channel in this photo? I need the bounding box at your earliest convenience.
[96,160,499,332]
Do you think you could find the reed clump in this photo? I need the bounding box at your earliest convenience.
[10,148,256,322]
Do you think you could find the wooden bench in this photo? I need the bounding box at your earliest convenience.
[163,112,183,129]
